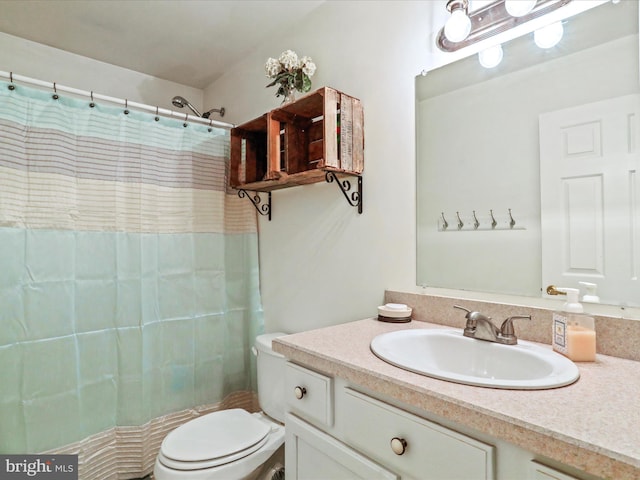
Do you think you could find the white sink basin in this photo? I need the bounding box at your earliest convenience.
[370,329,579,389]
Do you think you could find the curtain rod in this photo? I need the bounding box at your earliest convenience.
[0,70,235,129]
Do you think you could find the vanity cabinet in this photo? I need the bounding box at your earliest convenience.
[229,87,363,192]
[283,361,598,480]
[284,361,494,480]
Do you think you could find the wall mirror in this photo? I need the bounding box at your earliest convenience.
[416,0,639,308]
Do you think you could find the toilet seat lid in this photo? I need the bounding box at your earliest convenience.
[161,409,271,463]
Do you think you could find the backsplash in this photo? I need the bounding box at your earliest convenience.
[385,290,640,362]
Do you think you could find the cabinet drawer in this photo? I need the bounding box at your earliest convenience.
[343,388,495,480]
[285,362,333,427]
[529,461,582,480]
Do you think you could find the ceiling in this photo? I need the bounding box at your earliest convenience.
[0,0,325,89]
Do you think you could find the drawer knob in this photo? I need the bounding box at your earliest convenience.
[294,386,307,400]
[390,437,407,456]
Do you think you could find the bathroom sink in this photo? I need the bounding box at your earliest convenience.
[370,329,579,389]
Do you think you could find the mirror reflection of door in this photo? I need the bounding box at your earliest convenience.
[540,94,640,306]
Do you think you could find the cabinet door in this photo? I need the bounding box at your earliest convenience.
[285,413,399,480]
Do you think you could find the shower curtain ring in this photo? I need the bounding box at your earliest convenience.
[155,106,160,122]
[89,91,95,108]
[208,119,213,132]
[183,113,188,127]
[52,82,59,100]
[8,72,15,90]
[124,99,129,115]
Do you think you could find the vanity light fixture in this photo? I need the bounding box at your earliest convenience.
[478,44,504,68]
[436,0,572,52]
[504,0,537,17]
[444,0,472,42]
[533,21,564,48]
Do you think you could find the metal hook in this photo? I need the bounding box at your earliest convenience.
[89,91,95,108]
[508,208,516,228]
[154,106,160,121]
[52,82,59,100]
[208,119,213,132]
[124,99,129,115]
[8,72,15,91]
[472,210,480,230]
[456,211,464,230]
[490,209,497,229]
[183,113,188,127]
[440,212,448,230]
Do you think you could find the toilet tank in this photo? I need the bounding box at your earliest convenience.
[254,332,287,423]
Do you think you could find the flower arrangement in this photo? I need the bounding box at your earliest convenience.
[265,50,317,101]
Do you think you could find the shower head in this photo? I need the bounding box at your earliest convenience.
[171,95,202,117]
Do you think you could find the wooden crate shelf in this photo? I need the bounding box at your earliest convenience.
[230,86,364,193]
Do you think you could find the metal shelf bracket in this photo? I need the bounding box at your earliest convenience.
[325,171,363,214]
[237,189,271,221]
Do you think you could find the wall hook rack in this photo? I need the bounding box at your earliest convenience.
[438,208,525,232]
[237,189,271,221]
[325,172,363,214]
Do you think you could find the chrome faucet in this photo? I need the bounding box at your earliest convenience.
[453,305,531,345]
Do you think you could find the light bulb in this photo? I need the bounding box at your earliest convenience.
[505,0,537,17]
[478,44,503,68]
[444,8,472,42]
[534,21,564,49]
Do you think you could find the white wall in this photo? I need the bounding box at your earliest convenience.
[0,32,203,112]
[204,1,447,334]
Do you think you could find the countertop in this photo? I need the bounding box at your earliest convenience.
[273,318,640,480]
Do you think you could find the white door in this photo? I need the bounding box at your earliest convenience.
[539,94,640,306]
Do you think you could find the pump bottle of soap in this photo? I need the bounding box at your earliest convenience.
[579,281,600,303]
[552,287,596,362]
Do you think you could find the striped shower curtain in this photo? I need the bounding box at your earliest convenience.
[0,81,264,456]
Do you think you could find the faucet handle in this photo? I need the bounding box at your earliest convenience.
[454,305,493,331]
[453,305,471,314]
[500,315,531,338]
[454,305,476,331]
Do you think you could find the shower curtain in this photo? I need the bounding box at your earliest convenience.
[0,81,264,455]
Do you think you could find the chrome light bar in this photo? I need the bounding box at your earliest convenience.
[436,0,572,52]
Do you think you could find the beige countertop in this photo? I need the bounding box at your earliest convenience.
[273,318,640,480]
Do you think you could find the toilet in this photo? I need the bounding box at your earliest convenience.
[154,332,287,480]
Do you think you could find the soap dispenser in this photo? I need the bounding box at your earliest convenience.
[579,281,600,303]
[552,288,596,362]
